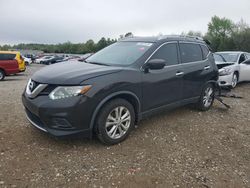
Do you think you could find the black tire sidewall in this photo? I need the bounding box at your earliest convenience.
[96,98,135,145]
[0,70,5,81]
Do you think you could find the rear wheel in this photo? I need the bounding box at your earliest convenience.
[196,83,215,111]
[0,70,5,81]
[96,98,135,145]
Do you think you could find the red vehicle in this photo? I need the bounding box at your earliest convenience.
[0,53,20,81]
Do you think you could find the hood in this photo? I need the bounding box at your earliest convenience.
[215,61,235,69]
[32,61,123,85]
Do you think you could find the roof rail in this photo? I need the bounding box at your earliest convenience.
[157,35,204,41]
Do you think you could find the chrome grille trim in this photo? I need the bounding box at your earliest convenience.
[26,79,48,98]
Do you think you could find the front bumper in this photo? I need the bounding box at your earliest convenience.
[218,73,233,87]
[22,92,95,137]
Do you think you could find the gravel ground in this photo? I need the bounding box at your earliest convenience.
[0,64,250,188]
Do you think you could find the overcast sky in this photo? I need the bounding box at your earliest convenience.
[1,0,250,44]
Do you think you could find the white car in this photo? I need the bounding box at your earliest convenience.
[23,56,32,65]
[214,51,250,88]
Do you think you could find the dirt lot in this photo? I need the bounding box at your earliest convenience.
[0,64,250,188]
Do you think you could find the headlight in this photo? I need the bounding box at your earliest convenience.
[219,67,232,76]
[49,85,92,100]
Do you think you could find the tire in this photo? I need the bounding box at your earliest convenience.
[230,72,238,89]
[96,98,135,145]
[0,70,5,81]
[196,83,215,111]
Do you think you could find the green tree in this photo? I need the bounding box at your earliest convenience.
[206,16,236,51]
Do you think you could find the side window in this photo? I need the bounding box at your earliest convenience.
[150,43,178,66]
[6,54,16,60]
[0,54,4,60]
[239,54,246,63]
[0,54,16,60]
[200,45,209,59]
[244,53,250,60]
[179,43,203,63]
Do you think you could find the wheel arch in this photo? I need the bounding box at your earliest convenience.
[234,70,239,78]
[89,91,141,133]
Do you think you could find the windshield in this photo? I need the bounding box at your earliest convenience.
[86,42,153,66]
[214,54,225,62]
[216,53,239,63]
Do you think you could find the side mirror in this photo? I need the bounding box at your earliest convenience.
[144,59,166,71]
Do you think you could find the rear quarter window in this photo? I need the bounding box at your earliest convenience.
[179,43,203,63]
[200,45,209,59]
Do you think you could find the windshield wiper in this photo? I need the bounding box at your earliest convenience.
[86,61,110,66]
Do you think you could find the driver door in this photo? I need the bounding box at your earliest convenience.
[239,59,250,81]
[142,42,183,112]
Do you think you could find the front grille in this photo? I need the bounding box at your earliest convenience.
[29,80,40,92]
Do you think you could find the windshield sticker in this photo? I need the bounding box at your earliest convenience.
[139,47,145,51]
[136,42,152,47]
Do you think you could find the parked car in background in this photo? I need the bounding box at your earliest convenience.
[24,54,35,61]
[78,53,94,62]
[52,55,65,63]
[0,53,20,81]
[23,56,32,65]
[214,51,250,88]
[22,35,218,145]
[0,51,26,72]
[35,56,53,64]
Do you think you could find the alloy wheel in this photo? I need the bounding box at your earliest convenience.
[105,106,131,139]
[231,74,238,88]
[203,87,214,108]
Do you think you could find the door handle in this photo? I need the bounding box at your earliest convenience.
[176,71,184,76]
[204,66,210,70]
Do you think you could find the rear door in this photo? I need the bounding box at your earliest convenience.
[179,42,212,99]
[0,54,19,74]
[142,42,183,111]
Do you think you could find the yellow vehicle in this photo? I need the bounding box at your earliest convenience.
[0,51,26,72]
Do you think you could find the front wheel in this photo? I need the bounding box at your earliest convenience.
[96,98,135,145]
[230,73,238,89]
[0,70,5,81]
[196,83,215,111]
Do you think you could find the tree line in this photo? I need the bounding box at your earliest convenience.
[1,16,250,54]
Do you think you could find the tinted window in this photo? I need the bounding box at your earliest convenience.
[150,43,178,66]
[200,45,209,59]
[0,54,4,60]
[180,43,203,63]
[0,53,16,60]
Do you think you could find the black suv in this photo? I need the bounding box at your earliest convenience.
[22,35,218,145]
